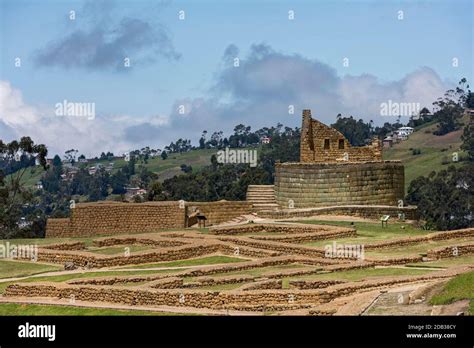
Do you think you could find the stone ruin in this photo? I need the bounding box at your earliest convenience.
[300,109,382,163]
[273,110,405,209]
[46,109,411,238]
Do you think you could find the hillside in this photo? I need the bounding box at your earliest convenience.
[383,120,468,193]
[95,148,217,181]
[11,120,469,197]
[11,148,217,189]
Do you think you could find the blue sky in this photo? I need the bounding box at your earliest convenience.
[0,0,472,157]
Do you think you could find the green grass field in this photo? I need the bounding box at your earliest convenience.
[0,260,62,279]
[0,303,194,316]
[120,255,248,269]
[365,238,474,259]
[293,220,430,248]
[407,255,474,268]
[430,271,474,314]
[383,120,468,192]
[285,266,435,284]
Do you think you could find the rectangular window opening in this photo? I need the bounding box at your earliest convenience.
[324,139,330,150]
[338,139,344,149]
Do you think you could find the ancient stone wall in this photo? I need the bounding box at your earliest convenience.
[300,109,382,163]
[427,243,474,259]
[45,218,71,237]
[6,267,466,311]
[259,205,417,220]
[46,201,185,238]
[185,200,252,226]
[274,161,404,208]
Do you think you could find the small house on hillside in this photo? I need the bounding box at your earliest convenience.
[383,136,394,148]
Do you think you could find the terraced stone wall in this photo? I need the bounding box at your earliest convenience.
[274,161,405,208]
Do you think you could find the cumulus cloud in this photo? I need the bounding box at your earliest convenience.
[33,1,180,71]
[0,81,168,157]
[154,44,449,140]
[338,68,447,119]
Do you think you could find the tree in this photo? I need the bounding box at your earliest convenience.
[432,78,469,136]
[461,118,474,161]
[406,165,473,230]
[161,151,168,160]
[0,137,48,238]
[52,155,62,167]
[331,116,373,146]
[110,171,127,194]
[147,181,166,201]
[180,164,192,173]
[127,156,136,176]
[466,92,474,109]
[64,149,78,164]
[199,130,207,149]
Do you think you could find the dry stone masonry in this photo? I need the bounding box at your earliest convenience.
[5,221,474,315]
[273,110,405,209]
[46,201,185,238]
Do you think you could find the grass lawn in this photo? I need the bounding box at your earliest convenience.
[197,283,244,291]
[0,236,97,247]
[365,238,474,259]
[430,271,474,314]
[202,263,311,279]
[0,227,204,248]
[295,220,430,247]
[0,303,195,316]
[5,166,45,188]
[285,266,436,284]
[407,255,474,268]
[0,260,61,279]
[120,255,248,269]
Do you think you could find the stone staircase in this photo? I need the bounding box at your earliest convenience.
[246,185,279,212]
[215,213,259,227]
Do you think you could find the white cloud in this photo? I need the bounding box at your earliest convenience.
[0,80,169,157]
[0,46,454,157]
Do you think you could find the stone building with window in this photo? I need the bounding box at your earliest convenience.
[300,109,382,163]
[273,109,405,209]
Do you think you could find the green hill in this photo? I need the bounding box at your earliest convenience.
[383,121,467,193]
[9,121,469,196]
[8,148,217,189]
[93,148,217,181]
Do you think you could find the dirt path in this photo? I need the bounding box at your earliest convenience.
[0,297,262,316]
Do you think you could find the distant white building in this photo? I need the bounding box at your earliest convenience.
[261,136,271,144]
[396,126,414,134]
[394,126,414,141]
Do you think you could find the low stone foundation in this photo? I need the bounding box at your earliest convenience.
[259,205,417,220]
[427,243,474,259]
